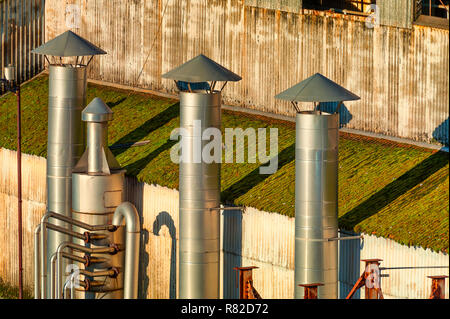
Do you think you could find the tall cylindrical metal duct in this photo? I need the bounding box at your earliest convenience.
[46,65,86,296]
[162,54,241,299]
[32,31,106,298]
[275,73,360,299]
[294,111,339,299]
[179,91,221,299]
[72,97,125,299]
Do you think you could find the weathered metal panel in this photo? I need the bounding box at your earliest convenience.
[379,0,414,29]
[0,149,448,298]
[0,0,44,91]
[244,0,303,13]
[340,231,450,299]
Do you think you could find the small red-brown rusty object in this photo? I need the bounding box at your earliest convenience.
[233,266,262,299]
[298,283,324,299]
[428,275,448,299]
[346,259,384,299]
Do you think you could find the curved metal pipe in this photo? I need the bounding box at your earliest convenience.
[50,253,57,299]
[39,213,49,298]
[112,202,140,299]
[55,242,118,299]
[63,272,77,299]
[44,211,117,231]
[40,211,117,298]
[34,224,41,299]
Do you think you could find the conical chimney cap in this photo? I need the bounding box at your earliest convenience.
[82,97,113,122]
[275,73,360,102]
[32,30,106,57]
[162,54,241,82]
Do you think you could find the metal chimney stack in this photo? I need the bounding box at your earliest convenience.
[71,98,126,299]
[276,73,360,299]
[32,31,106,298]
[162,54,241,299]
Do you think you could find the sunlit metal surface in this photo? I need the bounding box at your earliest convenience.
[45,65,86,297]
[72,98,125,299]
[294,111,339,299]
[178,91,221,299]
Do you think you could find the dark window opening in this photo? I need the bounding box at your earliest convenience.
[419,0,449,19]
[303,0,377,14]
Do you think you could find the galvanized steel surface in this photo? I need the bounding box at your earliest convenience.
[71,98,126,299]
[44,1,449,145]
[162,54,241,82]
[0,0,44,90]
[71,172,125,299]
[294,111,339,299]
[178,91,221,299]
[112,202,141,299]
[275,73,360,102]
[44,64,86,298]
[0,148,448,299]
[74,97,120,175]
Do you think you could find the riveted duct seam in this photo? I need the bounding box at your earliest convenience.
[45,65,86,297]
[294,111,339,299]
[178,91,221,299]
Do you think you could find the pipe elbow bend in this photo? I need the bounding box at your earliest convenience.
[112,202,140,233]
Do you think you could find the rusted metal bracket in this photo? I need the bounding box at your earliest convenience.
[298,283,324,299]
[346,259,384,299]
[234,266,262,299]
[428,275,448,299]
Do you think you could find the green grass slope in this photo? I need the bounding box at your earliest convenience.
[1,74,448,252]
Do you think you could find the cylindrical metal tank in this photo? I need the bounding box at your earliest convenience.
[72,173,125,299]
[294,111,339,299]
[71,99,125,299]
[179,91,221,299]
[45,65,86,297]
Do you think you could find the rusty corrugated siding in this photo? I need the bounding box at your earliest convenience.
[0,0,44,90]
[43,0,449,144]
[245,0,303,13]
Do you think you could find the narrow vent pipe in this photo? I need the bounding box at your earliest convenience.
[112,202,140,299]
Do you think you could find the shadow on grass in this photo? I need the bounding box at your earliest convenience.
[124,139,177,176]
[339,151,449,230]
[106,97,127,109]
[221,143,295,203]
[110,102,179,157]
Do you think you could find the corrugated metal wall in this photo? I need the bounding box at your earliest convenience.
[0,0,45,90]
[0,148,46,290]
[244,0,303,13]
[0,148,448,298]
[43,0,449,145]
[379,0,415,29]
